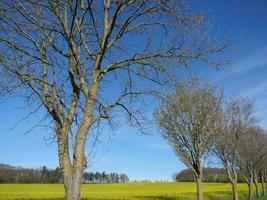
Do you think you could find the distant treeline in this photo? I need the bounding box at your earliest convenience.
[0,164,62,183]
[0,164,129,184]
[174,168,246,183]
[83,172,129,183]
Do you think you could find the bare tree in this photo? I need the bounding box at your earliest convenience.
[214,98,257,200]
[257,135,267,196]
[237,127,267,200]
[154,77,223,200]
[253,169,261,198]
[261,161,267,195]
[0,0,229,199]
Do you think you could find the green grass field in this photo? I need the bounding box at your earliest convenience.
[0,182,266,200]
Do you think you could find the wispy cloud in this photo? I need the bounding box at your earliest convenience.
[148,143,170,151]
[239,81,267,98]
[231,46,267,73]
[214,45,267,82]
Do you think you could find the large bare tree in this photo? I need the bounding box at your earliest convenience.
[0,0,228,199]
[214,98,257,200]
[154,78,223,200]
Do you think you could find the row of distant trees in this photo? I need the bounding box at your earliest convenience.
[83,172,129,183]
[174,168,246,183]
[155,78,267,200]
[0,164,62,183]
[0,164,128,184]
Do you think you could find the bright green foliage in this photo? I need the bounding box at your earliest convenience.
[0,182,262,200]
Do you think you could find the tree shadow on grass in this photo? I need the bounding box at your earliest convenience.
[10,193,267,200]
[13,197,185,200]
[131,195,189,200]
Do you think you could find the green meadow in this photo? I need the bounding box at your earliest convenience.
[0,182,266,200]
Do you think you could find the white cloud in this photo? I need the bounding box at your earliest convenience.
[231,46,267,73]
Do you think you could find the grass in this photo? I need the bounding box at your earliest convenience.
[0,182,266,200]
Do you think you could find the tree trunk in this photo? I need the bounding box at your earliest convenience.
[60,155,85,200]
[195,168,203,200]
[196,176,203,200]
[57,127,86,200]
[60,165,84,200]
[253,171,260,197]
[56,128,73,199]
[63,170,73,199]
[231,181,238,200]
[68,166,84,200]
[261,174,266,196]
[226,166,238,200]
[248,173,253,200]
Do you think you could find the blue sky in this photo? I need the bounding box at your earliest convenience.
[1,0,267,181]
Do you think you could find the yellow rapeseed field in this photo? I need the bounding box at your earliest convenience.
[0,182,262,200]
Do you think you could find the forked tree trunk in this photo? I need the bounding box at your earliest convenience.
[57,126,87,200]
[253,171,260,197]
[60,155,85,200]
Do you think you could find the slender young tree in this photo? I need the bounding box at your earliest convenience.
[154,77,223,200]
[214,98,257,200]
[0,1,229,199]
[253,169,261,197]
[260,171,266,196]
[258,138,267,196]
[260,164,267,195]
[237,127,267,200]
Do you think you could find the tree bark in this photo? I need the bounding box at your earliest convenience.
[56,127,73,199]
[68,166,84,200]
[57,126,86,200]
[231,181,238,200]
[195,167,203,200]
[248,173,253,200]
[64,171,72,200]
[261,174,266,196]
[196,176,203,200]
[59,150,85,200]
[253,171,260,197]
[59,165,84,200]
[226,166,238,200]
